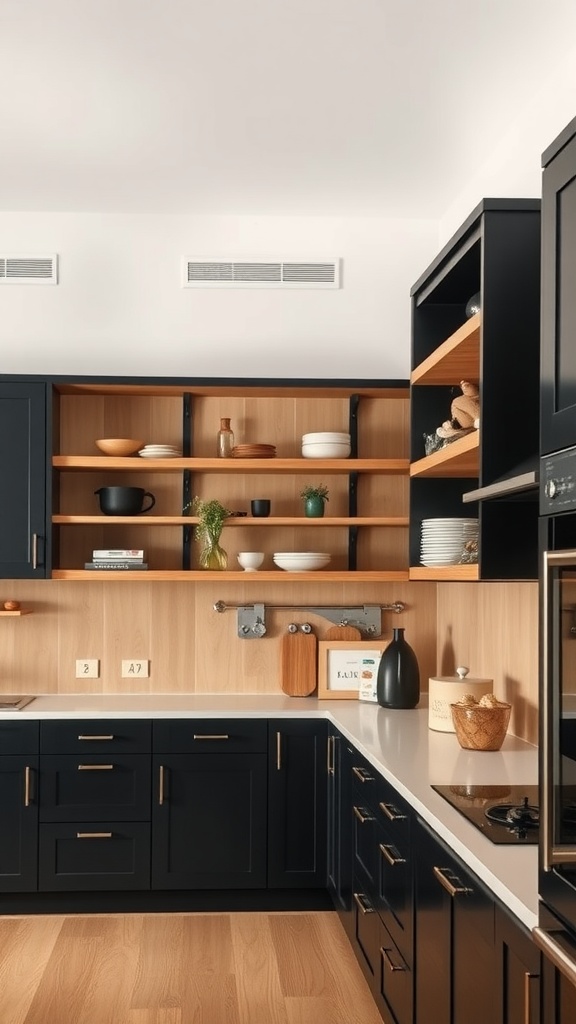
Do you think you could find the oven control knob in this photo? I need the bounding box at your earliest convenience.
[545,478,559,499]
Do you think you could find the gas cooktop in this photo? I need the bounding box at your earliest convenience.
[432,784,539,845]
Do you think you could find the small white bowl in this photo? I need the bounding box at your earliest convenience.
[302,431,350,443]
[302,442,351,458]
[273,552,331,572]
[237,552,265,572]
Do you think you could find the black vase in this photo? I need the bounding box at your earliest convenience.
[377,628,420,709]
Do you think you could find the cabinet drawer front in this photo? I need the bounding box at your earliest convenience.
[39,754,151,822]
[153,719,267,753]
[377,920,413,1024]
[40,720,152,754]
[0,721,39,755]
[352,887,381,991]
[39,822,151,891]
[377,831,413,960]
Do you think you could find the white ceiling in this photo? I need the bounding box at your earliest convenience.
[2,0,576,218]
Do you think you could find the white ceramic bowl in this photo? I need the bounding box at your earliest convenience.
[302,432,351,443]
[273,552,331,572]
[237,551,265,572]
[302,442,351,458]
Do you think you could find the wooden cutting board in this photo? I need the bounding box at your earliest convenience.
[280,629,318,697]
[324,624,362,641]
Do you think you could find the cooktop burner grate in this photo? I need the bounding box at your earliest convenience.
[431,784,539,844]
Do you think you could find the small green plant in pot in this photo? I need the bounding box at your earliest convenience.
[300,484,329,518]
[192,496,232,569]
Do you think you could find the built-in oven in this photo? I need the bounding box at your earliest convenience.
[536,446,576,982]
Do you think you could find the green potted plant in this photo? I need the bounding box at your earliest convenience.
[192,496,232,569]
[300,483,329,518]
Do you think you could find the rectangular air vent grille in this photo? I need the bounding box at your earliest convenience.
[182,256,340,288]
[0,254,58,284]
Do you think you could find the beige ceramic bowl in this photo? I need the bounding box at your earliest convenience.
[95,438,144,457]
[450,701,512,751]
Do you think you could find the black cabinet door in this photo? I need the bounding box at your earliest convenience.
[39,754,151,822]
[0,755,38,892]
[267,720,327,889]
[327,726,353,915]
[541,120,576,455]
[151,752,267,889]
[0,382,47,578]
[496,907,540,1024]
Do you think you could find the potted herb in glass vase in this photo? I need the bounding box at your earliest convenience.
[192,496,232,569]
[300,484,329,518]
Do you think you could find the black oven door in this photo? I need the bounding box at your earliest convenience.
[541,546,576,930]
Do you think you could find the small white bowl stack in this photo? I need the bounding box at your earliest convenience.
[273,552,331,572]
[301,432,351,458]
[420,518,479,566]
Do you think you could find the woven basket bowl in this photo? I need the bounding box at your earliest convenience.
[450,702,512,751]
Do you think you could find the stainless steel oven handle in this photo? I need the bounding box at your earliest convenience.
[533,925,576,987]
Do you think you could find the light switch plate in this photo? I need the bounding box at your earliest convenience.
[76,659,99,679]
[121,659,150,678]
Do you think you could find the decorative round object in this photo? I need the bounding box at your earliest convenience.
[237,552,264,572]
[376,628,420,709]
[450,699,512,751]
[304,495,325,518]
[465,291,481,319]
[3,600,20,611]
[95,438,144,457]
[273,552,331,572]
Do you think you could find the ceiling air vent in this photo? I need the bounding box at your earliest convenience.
[182,256,340,289]
[0,254,58,285]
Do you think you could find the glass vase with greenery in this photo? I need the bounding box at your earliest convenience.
[192,496,232,570]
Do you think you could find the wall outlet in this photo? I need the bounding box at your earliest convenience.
[76,659,99,679]
[121,659,150,679]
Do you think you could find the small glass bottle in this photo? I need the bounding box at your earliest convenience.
[217,418,234,458]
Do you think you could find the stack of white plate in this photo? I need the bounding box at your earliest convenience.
[138,444,182,459]
[301,432,351,458]
[420,518,479,566]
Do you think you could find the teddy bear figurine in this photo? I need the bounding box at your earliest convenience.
[436,380,480,440]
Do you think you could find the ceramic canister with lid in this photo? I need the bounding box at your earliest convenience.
[428,667,493,732]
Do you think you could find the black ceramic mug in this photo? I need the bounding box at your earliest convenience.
[251,499,271,517]
[95,486,156,516]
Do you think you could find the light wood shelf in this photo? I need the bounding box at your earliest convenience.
[0,609,32,616]
[409,430,479,478]
[411,313,480,385]
[52,569,411,582]
[408,565,479,581]
[53,515,409,527]
[53,456,409,474]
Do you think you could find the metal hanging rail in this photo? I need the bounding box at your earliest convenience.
[213,601,406,639]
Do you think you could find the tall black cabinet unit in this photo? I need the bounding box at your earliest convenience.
[409,199,541,581]
[0,382,47,578]
[541,116,576,457]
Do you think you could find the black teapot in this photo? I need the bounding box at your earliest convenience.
[95,486,156,516]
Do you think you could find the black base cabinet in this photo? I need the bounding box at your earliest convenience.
[0,722,39,892]
[496,906,541,1024]
[327,725,353,920]
[267,719,327,888]
[38,822,151,891]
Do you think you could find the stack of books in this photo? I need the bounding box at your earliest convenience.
[84,549,148,571]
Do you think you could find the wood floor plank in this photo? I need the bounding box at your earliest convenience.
[0,916,64,1024]
[268,914,329,997]
[230,913,289,1024]
[131,915,184,1010]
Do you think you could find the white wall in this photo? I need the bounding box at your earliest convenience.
[0,213,438,380]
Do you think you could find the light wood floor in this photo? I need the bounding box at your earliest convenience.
[0,911,383,1024]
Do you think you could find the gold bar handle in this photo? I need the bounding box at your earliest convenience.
[433,865,472,897]
[24,765,31,807]
[276,731,282,771]
[379,842,406,866]
[379,801,407,821]
[193,734,230,740]
[381,947,406,972]
[352,765,374,783]
[524,971,538,1024]
[78,734,114,741]
[158,764,165,805]
[31,533,38,570]
[353,892,375,915]
[353,805,375,824]
[533,926,576,987]
[76,832,113,839]
[327,735,334,775]
[77,764,114,771]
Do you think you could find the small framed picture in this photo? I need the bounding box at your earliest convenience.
[317,641,384,700]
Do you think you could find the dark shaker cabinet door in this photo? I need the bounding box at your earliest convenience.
[0,383,47,578]
[0,756,38,892]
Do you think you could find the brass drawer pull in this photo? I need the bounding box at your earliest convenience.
[78,734,114,741]
[276,731,282,771]
[327,734,335,775]
[379,842,405,866]
[381,947,406,972]
[353,892,375,915]
[24,765,32,807]
[433,865,472,897]
[379,801,407,821]
[77,764,114,771]
[353,805,375,824]
[193,734,229,740]
[159,764,165,805]
[352,766,374,783]
[76,832,113,839]
[31,533,38,570]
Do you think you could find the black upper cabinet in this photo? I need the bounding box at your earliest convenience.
[541,116,576,456]
[0,382,48,578]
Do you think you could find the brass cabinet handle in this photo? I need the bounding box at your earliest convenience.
[379,842,405,866]
[524,971,538,1024]
[353,892,375,915]
[24,765,32,807]
[77,734,114,741]
[379,801,407,821]
[77,764,114,771]
[158,764,165,805]
[352,765,374,783]
[433,865,472,897]
[76,832,113,839]
[381,947,406,972]
[276,731,282,771]
[353,805,375,824]
[31,533,38,570]
[327,734,335,775]
[193,734,230,740]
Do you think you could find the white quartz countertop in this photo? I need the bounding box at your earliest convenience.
[2,692,539,930]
